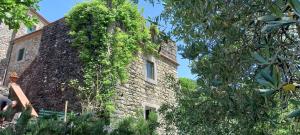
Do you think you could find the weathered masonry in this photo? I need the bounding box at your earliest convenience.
[4,16,178,122]
[0,10,49,85]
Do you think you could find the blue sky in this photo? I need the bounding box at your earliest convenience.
[38,0,195,79]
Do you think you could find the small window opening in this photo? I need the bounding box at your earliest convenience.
[145,106,156,120]
[146,60,155,80]
[17,48,25,61]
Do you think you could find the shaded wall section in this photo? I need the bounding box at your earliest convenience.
[17,19,83,112]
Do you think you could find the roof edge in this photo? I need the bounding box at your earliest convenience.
[12,29,43,44]
[30,9,50,25]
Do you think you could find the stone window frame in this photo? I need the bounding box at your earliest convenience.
[144,55,157,84]
[16,47,26,62]
[146,60,155,79]
[142,102,159,120]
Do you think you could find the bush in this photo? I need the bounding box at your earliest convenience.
[111,112,158,135]
[0,109,159,135]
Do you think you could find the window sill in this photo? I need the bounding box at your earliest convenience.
[16,60,25,63]
[145,78,157,85]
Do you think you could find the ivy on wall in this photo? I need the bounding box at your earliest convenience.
[66,0,158,119]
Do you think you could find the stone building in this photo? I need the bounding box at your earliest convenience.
[3,12,178,127]
[0,10,49,85]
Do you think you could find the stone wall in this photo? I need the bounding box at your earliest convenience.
[14,12,46,39]
[15,19,177,128]
[5,30,42,85]
[17,19,83,111]
[0,24,13,61]
[0,11,46,61]
[160,41,177,62]
[114,53,177,117]
[0,24,15,83]
[113,52,177,133]
[0,11,47,84]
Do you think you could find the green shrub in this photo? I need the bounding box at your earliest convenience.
[0,109,159,135]
[111,112,158,135]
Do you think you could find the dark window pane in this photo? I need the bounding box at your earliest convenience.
[146,61,154,79]
[17,48,25,61]
[145,106,156,120]
[145,109,150,120]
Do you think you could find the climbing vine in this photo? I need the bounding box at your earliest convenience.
[66,0,158,118]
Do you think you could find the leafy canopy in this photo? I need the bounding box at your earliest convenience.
[178,77,197,92]
[156,0,300,134]
[0,0,40,29]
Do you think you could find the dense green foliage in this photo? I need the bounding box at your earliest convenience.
[155,0,300,134]
[111,112,158,135]
[178,78,197,92]
[66,0,158,118]
[0,109,158,135]
[0,0,40,29]
[161,76,299,134]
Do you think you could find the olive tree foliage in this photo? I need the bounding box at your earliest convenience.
[0,0,40,29]
[160,76,285,134]
[155,0,300,134]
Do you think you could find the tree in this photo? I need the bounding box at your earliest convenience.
[178,78,197,92]
[0,0,40,29]
[156,0,300,134]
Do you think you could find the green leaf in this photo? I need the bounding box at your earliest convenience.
[258,89,275,96]
[261,67,276,86]
[256,78,275,88]
[256,70,273,88]
[269,4,283,17]
[255,66,281,89]
[288,0,300,16]
[267,20,296,25]
[288,109,300,118]
[261,23,282,33]
[262,20,296,33]
[251,52,268,64]
[281,16,295,21]
[272,65,281,88]
[289,99,300,105]
[257,15,279,22]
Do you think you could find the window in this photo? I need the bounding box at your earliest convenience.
[146,60,155,80]
[144,106,156,120]
[27,25,36,33]
[144,56,157,84]
[17,48,25,61]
